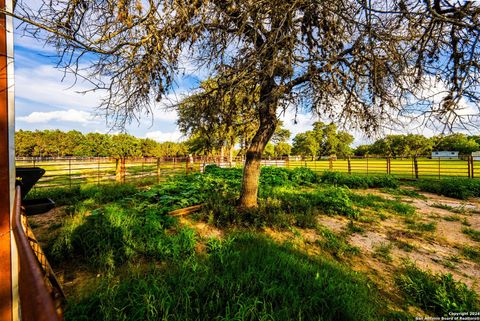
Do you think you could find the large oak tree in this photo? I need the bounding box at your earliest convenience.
[10,0,480,207]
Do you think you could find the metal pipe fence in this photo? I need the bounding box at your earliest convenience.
[15,155,480,190]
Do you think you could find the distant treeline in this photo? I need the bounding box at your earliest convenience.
[354,133,480,157]
[15,129,480,159]
[15,130,189,158]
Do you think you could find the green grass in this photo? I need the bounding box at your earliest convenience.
[349,193,416,217]
[404,219,436,233]
[373,242,393,262]
[316,226,361,258]
[380,187,426,199]
[26,183,139,206]
[289,158,475,178]
[36,166,479,320]
[65,233,388,321]
[462,227,480,242]
[462,246,480,264]
[395,263,479,316]
[320,171,399,189]
[443,215,461,222]
[392,239,416,252]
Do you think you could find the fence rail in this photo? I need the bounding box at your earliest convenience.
[15,155,480,190]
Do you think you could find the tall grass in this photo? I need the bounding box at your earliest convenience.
[65,233,388,321]
[395,263,479,315]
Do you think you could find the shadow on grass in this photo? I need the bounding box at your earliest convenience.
[65,233,402,321]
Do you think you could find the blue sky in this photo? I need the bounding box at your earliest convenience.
[13,33,329,144]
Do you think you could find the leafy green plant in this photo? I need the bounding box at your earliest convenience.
[395,263,479,315]
[416,178,480,200]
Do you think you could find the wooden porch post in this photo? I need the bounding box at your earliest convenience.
[0,0,15,320]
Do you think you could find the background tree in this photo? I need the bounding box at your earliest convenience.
[292,132,319,160]
[353,145,371,157]
[292,122,353,159]
[177,79,258,163]
[274,142,292,158]
[13,0,480,207]
[433,134,479,155]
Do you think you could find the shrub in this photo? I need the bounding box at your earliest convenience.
[416,178,480,200]
[395,263,479,315]
[260,166,291,187]
[320,171,399,189]
[288,167,320,185]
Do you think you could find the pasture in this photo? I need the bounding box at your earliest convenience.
[16,156,480,190]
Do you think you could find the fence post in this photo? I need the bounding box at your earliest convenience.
[438,157,441,180]
[472,156,475,178]
[470,156,475,178]
[329,158,333,171]
[347,157,351,175]
[68,158,72,188]
[286,156,289,169]
[366,156,369,176]
[97,158,100,185]
[413,156,419,179]
[468,156,472,178]
[386,157,390,175]
[157,158,161,184]
[115,158,121,182]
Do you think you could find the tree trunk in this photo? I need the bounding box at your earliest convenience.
[238,82,278,208]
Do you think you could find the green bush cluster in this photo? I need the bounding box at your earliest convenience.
[320,171,399,189]
[416,178,480,200]
[395,263,479,315]
[49,197,195,271]
[202,186,359,228]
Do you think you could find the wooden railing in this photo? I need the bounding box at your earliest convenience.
[12,185,64,321]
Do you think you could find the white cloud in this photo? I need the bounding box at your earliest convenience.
[15,64,103,110]
[145,130,184,142]
[18,109,98,124]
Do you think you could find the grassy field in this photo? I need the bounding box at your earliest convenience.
[16,158,200,188]
[288,158,480,178]
[28,167,480,320]
[16,157,480,190]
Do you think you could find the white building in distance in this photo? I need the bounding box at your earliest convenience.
[431,151,459,159]
[472,151,480,161]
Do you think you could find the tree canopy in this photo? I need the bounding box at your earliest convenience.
[292,122,353,159]
[15,130,188,158]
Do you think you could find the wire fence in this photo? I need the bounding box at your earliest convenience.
[15,155,480,190]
